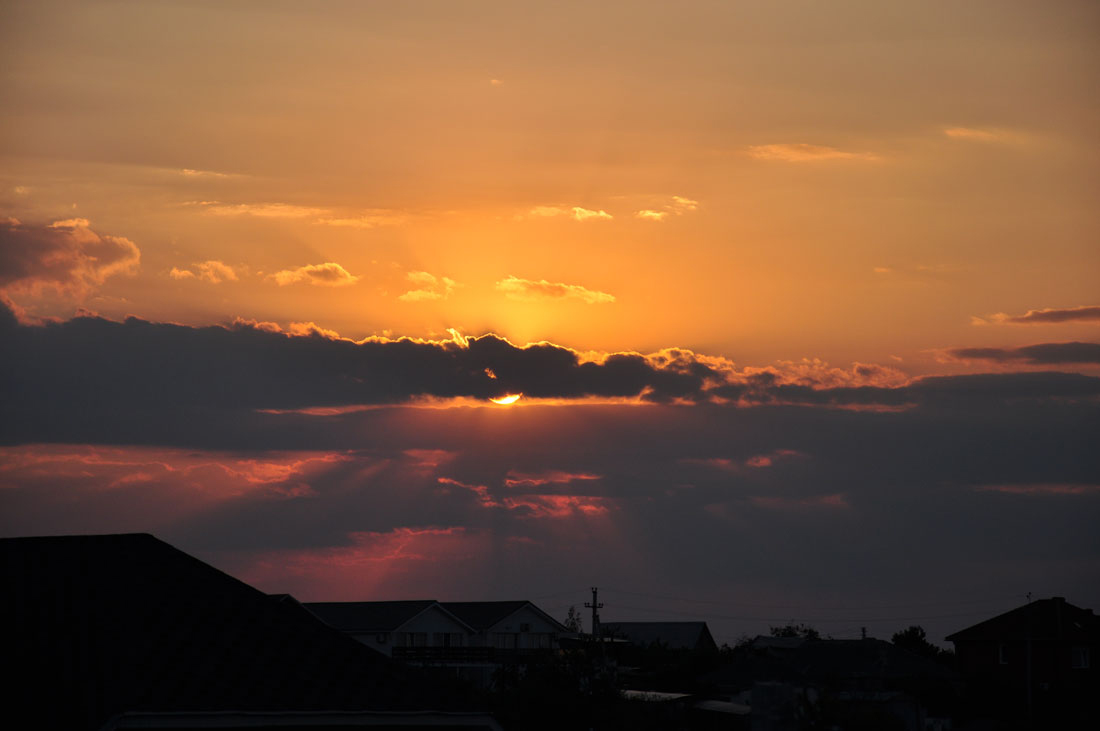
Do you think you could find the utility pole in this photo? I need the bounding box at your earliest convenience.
[585,586,603,644]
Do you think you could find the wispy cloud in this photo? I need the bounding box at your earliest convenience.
[315,211,407,229]
[746,143,878,162]
[636,195,698,222]
[179,168,233,179]
[943,342,1100,365]
[943,126,1018,143]
[200,202,328,218]
[169,260,239,284]
[269,262,359,287]
[398,271,458,302]
[496,275,615,304]
[973,305,1100,326]
[527,205,613,221]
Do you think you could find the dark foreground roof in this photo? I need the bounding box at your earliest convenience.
[945,596,1099,643]
[441,600,570,632]
[305,600,445,632]
[603,621,718,651]
[1,534,476,730]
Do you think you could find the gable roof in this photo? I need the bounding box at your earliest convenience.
[2,533,473,730]
[945,596,1099,643]
[442,601,567,632]
[603,621,718,651]
[305,600,474,633]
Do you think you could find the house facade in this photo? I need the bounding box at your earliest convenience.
[305,599,567,687]
[303,600,474,658]
[945,596,1098,726]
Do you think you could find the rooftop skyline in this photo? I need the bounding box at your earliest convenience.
[2,1,1098,647]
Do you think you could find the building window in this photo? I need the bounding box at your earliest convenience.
[1071,646,1090,669]
[998,644,1008,665]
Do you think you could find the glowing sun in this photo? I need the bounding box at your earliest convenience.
[489,393,522,405]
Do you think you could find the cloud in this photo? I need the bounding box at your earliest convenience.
[5,303,1100,450]
[200,202,328,218]
[0,217,140,298]
[269,262,359,287]
[746,143,878,162]
[179,168,233,179]
[945,342,1100,365]
[3,308,1098,646]
[943,127,1016,143]
[635,195,698,222]
[398,271,458,302]
[975,305,1100,326]
[527,206,613,221]
[495,275,615,304]
[315,211,407,229]
[170,260,239,284]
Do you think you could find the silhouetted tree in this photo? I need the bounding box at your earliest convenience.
[891,625,938,657]
[770,622,821,640]
[563,605,583,633]
[891,624,954,666]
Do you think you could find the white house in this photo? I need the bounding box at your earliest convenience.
[303,600,473,657]
[304,599,568,687]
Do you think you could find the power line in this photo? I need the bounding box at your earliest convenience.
[607,601,1007,625]
[600,586,1023,613]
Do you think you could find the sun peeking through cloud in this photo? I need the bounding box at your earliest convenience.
[489,393,522,405]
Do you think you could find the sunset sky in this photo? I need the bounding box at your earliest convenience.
[3,0,1098,645]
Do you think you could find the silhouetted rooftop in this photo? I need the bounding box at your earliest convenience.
[304,600,446,632]
[2,533,474,730]
[441,601,557,631]
[603,621,718,651]
[946,596,1098,643]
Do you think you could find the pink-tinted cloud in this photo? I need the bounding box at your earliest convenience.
[746,143,878,162]
[500,495,609,518]
[0,217,139,298]
[504,470,603,488]
[746,449,806,468]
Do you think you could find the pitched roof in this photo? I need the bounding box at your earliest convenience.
[304,600,446,632]
[603,621,718,651]
[2,533,473,730]
[945,596,1099,643]
[442,601,566,632]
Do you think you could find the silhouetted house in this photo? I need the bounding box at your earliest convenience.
[441,600,566,652]
[307,599,566,687]
[1,534,499,730]
[945,596,1099,726]
[703,637,956,731]
[304,600,474,657]
[603,621,718,652]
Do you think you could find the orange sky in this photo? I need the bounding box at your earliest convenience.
[2,0,1097,373]
[2,1,1099,644]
